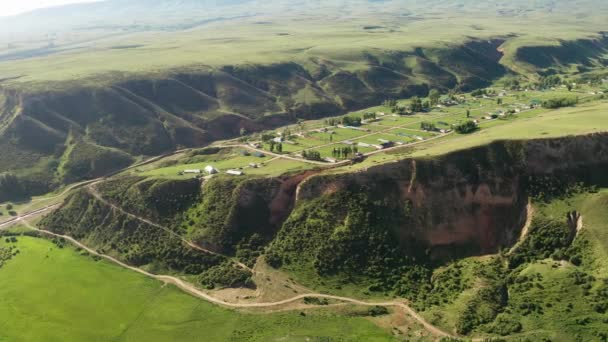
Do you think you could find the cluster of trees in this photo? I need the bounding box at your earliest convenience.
[456,282,508,334]
[198,262,254,289]
[96,176,201,226]
[509,216,577,268]
[235,234,265,268]
[526,176,592,203]
[410,96,430,112]
[542,97,579,109]
[420,121,437,132]
[260,133,284,152]
[362,112,377,121]
[454,121,478,134]
[0,244,17,268]
[537,75,562,89]
[383,99,398,107]
[0,203,17,217]
[324,118,339,126]
[269,141,283,153]
[41,190,225,277]
[0,173,27,202]
[302,150,322,161]
[331,146,358,159]
[342,116,362,127]
[471,88,496,97]
[503,78,521,90]
[428,89,441,106]
[267,187,434,304]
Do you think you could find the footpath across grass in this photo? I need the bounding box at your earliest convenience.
[0,235,393,341]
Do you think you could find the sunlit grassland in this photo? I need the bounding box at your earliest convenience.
[0,235,394,341]
[410,100,608,157]
[0,9,605,86]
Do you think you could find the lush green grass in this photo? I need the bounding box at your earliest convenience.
[410,100,608,157]
[0,3,606,85]
[139,153,313,179]
[0,235,393,341]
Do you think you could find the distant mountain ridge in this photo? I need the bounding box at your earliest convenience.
[2,0,607,34]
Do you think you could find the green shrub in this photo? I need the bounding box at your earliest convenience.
[198,262,254,289]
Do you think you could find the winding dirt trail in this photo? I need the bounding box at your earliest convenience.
[509,202,534,254]
[86,186,253,272]
[6,217,453,339]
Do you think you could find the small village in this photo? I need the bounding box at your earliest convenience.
[139,80,605,179]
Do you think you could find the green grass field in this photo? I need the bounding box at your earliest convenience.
[0,235,393,341]
[410,100,608,157]
[0,0,606,86]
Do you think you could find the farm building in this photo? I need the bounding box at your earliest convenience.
[204,166,218,175]
[227,170,244,176]
[183,169,202,174]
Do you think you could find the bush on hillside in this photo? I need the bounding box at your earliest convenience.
[542,97,578,109]
[454,120,478,134]
[198,262,254,289]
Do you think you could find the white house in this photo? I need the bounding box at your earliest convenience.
[227,170,244,176]
[183,169,202,174]
[204,166,218,175]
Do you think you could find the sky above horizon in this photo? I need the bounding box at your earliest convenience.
[0,0,100,17]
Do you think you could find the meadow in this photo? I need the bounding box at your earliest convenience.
[0,234,393,341]
[0,0,606,86]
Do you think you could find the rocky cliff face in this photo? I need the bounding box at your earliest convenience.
[43,133,608,279]
[295,133,608,260]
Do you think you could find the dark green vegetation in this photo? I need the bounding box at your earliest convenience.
[40,188,248,288]
[0,236,394,341]
[40,173,297,286]
[0,237,17,268]
[542,96,579,109]
[454,120,478,134]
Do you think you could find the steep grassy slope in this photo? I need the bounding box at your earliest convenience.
[40,188,234,281]
[58,173,307,268]
[3,33,607,200]
[0,38,506,199]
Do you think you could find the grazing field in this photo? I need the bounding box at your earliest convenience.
[410,100,608,157]
[0,235,393,341]
[0,0,606,85]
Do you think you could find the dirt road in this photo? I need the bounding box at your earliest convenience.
[87,186,252,272]
[5,217,454,340]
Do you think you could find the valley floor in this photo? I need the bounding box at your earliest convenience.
[0,235,402,341]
